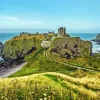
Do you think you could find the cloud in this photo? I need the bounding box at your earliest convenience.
[0,16,20,21]
[0,16,44,25]
[0,16,49,29]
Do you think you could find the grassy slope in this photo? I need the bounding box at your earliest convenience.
[8,48,100,99]
[1,34,100,100]
[10,48,99,78]
[0,72,100,100]
[10,48,77,77]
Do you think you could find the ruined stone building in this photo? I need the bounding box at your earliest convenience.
[43,33,50,40]
[58,27,66,36]
[44,33,48,38]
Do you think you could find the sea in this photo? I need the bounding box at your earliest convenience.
[0,32,100,61]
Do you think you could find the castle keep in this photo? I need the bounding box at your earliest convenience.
[58,27,66,36]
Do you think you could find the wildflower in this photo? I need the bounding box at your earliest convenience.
[52,91,56,95]
[1,96,4,99]
[48,96,51,98]
[40,98,43,100]
[32,92,34,94]
[44,97,47,100]
[43,93,47,97]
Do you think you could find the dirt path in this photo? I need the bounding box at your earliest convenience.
[0,62,27,78]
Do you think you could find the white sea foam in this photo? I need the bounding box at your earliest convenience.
[92,42,100,53]
[0,57,4,61]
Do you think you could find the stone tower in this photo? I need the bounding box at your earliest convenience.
[58,27,66,36]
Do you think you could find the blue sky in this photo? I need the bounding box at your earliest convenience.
[0,0,100,33]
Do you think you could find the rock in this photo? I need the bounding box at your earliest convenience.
[96,33,100,40]
[41,41,51,48]
[91,33,100,45]
[50,37,92,59]
[0,42,3,56]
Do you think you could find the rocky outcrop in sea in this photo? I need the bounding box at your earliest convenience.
[92,33,100,45]
[91,33,100,53]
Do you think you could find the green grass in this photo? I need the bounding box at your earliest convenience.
[2,47,100,100]
[10,48,99,78]
[0,72,99,100]
[10,48,77,77]
[47,49,100,71]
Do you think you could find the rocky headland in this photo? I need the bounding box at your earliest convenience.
[0,33,43,72]
[92,33,100,45]
[0,29,95,76]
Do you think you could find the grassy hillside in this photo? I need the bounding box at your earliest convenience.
[10,48,76,77]
[0,72,100,100]
[10,47,99,77]
[1,34,100,100]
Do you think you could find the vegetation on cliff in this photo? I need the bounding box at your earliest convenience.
[3,34,44,60]
[48,37,100,70]
[50,37,92,58]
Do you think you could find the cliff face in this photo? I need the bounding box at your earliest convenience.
[50,37,92,59]
[0,42,3,55]
[3,35,42,60]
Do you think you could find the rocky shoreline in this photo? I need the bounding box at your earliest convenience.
[0,59,26,77]
[0,59,24,67]
[0,62,27,78]
[0,48,26,77]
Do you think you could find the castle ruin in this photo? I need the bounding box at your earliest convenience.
[58,27,66,36]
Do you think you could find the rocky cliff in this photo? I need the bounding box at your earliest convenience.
[50,37,92,59]
[3,34,44,60]
[0,42,3,55]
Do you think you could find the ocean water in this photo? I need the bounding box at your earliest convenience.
[0,32,99,53]
[0,33,97,42]
[0,33,20,43]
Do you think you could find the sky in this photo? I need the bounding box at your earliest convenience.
[0,0,100,33]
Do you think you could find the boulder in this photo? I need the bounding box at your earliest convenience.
[41,41,51,48]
